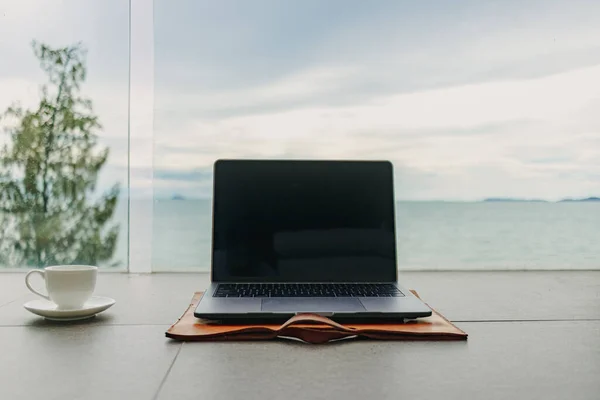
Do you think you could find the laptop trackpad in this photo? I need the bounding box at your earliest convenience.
[261,298,365,313]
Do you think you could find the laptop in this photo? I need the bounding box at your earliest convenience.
[194,159,432,321]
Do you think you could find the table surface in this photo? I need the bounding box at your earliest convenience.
[1,271,599,400]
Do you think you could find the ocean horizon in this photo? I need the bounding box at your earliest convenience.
[4,199,597,271]
[123,199,600,272]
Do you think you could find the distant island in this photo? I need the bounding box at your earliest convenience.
[483,197,599,203]
[171,194,186,200]
[558,197,600,202]
[483,198,548,202]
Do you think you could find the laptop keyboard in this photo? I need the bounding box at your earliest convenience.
[214,283,404,298]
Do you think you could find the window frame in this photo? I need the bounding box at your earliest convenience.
[128,0,154,273]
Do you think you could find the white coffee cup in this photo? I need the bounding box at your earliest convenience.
[25,265,98,310]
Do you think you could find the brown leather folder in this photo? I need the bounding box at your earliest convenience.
[166,290,467,344]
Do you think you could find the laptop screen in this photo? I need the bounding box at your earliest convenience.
[211,160,397,283]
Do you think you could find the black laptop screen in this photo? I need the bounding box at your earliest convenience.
[211,160,397,283]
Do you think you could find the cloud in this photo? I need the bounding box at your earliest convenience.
[151,61,600,200]
[155,63,600,145]
[155,66,362,121]
[155,64,599,150]
[155,0,600,97]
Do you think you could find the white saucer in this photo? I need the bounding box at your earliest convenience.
[24,296,116,321]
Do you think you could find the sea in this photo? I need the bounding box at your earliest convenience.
[109,200,600,271]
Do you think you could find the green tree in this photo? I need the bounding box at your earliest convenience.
[0,41,119,268]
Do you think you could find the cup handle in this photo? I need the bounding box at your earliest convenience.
[25,270,50,300]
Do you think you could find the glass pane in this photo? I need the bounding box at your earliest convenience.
[153,1,600,271]
[0,1,129,270]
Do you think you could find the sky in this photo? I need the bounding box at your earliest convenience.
[1,0,599,201]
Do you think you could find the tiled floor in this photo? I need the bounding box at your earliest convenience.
[1,272,599,400]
